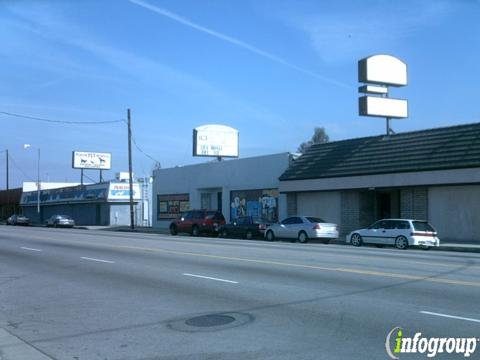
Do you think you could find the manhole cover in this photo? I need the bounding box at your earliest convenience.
[167,312,254,332]
[185,314,235,327]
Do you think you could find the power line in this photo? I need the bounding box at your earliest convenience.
[0,111,124,125]
[7,154,35,182]
[132,136,161,165]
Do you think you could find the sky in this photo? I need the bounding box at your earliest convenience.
[1,0,479,188]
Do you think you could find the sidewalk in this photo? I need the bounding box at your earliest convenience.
[79,225,480,254]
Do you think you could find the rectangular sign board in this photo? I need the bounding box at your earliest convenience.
[72,151,112,170]
[193,124,239,158]
[359,96,408,119]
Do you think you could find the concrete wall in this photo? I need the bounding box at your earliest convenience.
[429,185,480,242]
[152,153,291,228]
[296,191,341,225]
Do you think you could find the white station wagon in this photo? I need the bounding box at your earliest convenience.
[346,219,440,249]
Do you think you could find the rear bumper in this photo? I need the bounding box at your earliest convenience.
[309,229,339,239]
[411,236,440,247]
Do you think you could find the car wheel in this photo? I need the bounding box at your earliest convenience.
[170,225,177,236]
[298,231,308,243]
[266,230,275,242]
[395,236,409,250]
[245,230,253,240]
[54,222,57,228]
[351,233,363,247]
[191,225,199,237]
[221,229,228,238]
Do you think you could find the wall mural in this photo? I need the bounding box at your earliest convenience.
[230,189,278,223]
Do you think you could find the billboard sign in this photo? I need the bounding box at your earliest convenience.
[107,183,141,201]
[358,55,407,87]
[359,96,408,118]
[72,151,112,170]
[193,124,239,158]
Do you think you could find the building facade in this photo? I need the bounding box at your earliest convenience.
[152,153,295,228]
[279,123,480,243]
[21,181,143,226]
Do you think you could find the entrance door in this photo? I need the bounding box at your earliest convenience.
[376,191,400,219]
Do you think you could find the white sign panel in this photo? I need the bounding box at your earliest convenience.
[358,55,407,87]
[193,124,239,158]
[359,96,408,118]
[108,183,141,201]
[72,151,112,170]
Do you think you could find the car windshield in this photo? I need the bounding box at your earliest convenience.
[306,217,326,223]
[413,221,435,232]
[59,215,72,220]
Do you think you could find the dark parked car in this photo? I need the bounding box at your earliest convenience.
[6,214,30,226]
[219,216,271,240]
[45,215,75,228]
[170,210,225,236]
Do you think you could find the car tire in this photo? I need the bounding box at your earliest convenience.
[221,229,228,238]
[265,230,275,242]
[191,225,199,237]
[395,236,409,250]
[54,223,57,228]
[170,225,177,236]
[245,230,253,240]
[351,233,363,247]
[298,231,308,243]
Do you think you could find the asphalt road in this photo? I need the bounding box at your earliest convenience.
[0,226,479,360]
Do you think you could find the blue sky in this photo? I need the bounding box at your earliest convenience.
[1,0,479,187]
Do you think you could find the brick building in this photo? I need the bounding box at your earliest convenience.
[279,123,480,243]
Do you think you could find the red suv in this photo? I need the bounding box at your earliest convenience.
[170,210,226,236]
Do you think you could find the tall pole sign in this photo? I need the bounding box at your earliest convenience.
[358,55,408,135]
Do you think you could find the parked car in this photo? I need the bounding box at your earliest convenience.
[169,210,225,236]
[346,219,440,250]
[264,216,339,243]
[6,214,30,226]
[45,215,75,228]
[219,216,272,240]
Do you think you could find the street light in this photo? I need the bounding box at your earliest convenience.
[24,144,41,215]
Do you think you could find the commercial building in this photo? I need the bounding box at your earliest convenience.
[21,180,144,226]
[152,153,295,228]
[279,122,480,243]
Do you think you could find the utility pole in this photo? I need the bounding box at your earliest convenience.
[5,149,9,190]
[127,108,135,229]
[37,148,40,215]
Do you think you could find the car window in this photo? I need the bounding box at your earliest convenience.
[292,217,303,224]
[413,221,435,232]
[306,217,325,223]
[281,217,295,225]
[369,221,383,229]
[383,220,396,229]
[395,221,410,230]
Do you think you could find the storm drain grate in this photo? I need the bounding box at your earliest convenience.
[185,314,235,327]
[167,312,254,332]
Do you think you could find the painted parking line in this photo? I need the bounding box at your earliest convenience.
[420,311,480,323]
[183,273,238,284]
[80,257,115,264]
[20,247,42,252]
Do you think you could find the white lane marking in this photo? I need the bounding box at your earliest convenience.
[183,273,238,284]
[20,247,42,252]
[80,257,115,264]
[420,311,480,323]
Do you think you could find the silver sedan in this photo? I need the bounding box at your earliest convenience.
[264,216,339,243]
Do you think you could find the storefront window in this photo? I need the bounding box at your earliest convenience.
[157,194,189,219]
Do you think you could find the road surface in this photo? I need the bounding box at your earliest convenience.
[0,226,479,359]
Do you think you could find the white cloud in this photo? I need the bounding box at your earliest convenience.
[128,0,350,89]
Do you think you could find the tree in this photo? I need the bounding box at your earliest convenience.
[297,127,329,153]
